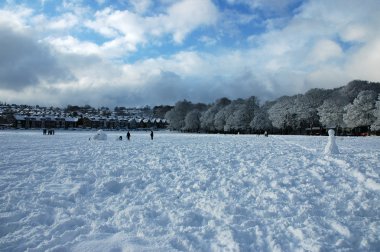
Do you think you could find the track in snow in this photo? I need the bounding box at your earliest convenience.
[0,131,380,251]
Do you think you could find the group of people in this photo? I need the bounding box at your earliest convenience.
[256,131,269,137]
[118,130,154,141]
[42,129,55,135]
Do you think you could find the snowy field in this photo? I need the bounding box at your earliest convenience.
[1,130,380,252]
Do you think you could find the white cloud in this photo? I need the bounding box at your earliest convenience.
[226,0,299,15]
[163,0,218,43]
[346,38,380,81]
[0,7,33,32]
[308,39,343,64]
[47,12,79,30]
[46,36,102,56]
[85,8,138,38]
[31,12,79,32]
[95,0,106,5]
[85,0,218,46]
[60,0,91,16]
[340,24,370,43]
[0,25,74,92]
[243,0,380,92]
[199,35,218,46]
[130,0,152,14]
[83,8,147,57]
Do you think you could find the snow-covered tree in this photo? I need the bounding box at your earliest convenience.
[343,90,377,129]
[183,110,201,132]
[268,96,297,131]
[216,99,243,132]
[225,96,259,133]
[370,94,380,131]
[227,104,248,132]
[200,97,230,132]
[250,107,272,131]
[200,108,216,131]
[317,96,347,128]
[214,106,230,132]
[244,96,259,124]
[339,80,380,101]
[294,89,330,130]
[165,100,193,130]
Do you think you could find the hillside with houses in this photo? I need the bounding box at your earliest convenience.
[0,104,171,130]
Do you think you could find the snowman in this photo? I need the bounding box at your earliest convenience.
[324,129,339,154]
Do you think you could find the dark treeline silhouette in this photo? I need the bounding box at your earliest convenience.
[165,80,380,135]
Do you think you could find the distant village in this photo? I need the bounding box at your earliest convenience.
[0,103,172,130]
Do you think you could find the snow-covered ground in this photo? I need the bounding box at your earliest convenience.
[1,130,380,251]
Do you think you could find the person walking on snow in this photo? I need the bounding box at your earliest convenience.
[127,131,131,140]
[150,130,154,140]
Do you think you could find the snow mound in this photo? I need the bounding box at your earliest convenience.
[92,130,107,140]
[324,129,339,154]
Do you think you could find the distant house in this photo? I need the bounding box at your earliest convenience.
[14,115,43,129]
[41,116,56,129]
[152,118,167,129]
[107,117,118,129]
[128,118,137,129]
[13,114,167,130]
[55,117,65,128]
[14,115,26,129]
[91,117,101,129]
[118,117,128,129]
[65,117,79,128]
[14,115,78,129]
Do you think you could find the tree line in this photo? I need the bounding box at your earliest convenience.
[164,80,380,135]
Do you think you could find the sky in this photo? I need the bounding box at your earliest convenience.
[0,0,380,108]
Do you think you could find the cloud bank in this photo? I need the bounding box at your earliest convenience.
[0,26,74,91]
[0,0,380,107]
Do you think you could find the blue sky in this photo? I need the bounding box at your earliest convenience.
[0,0,380,108]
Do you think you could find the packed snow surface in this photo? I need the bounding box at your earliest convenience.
[1,131,380,251]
